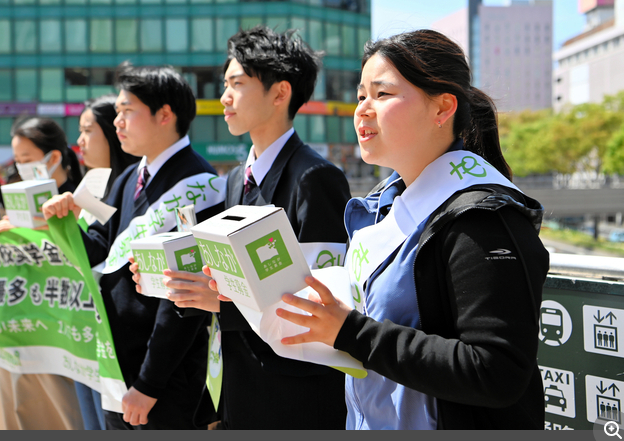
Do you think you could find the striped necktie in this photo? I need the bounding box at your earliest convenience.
[244,165,256,195]
[134,166,150,201]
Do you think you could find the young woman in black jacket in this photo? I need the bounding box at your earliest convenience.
[276,29,550,430]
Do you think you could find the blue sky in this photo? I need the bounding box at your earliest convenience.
[371,0,587,51]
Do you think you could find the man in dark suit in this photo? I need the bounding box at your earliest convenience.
[42,63,225,430]
[164,26,351,429]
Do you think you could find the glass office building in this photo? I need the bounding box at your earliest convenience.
[0,0,371,177]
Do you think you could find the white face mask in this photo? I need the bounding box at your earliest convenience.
[15,151,61,181]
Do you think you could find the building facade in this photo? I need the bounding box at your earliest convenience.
[432,0,553,113]
[553,0,624,112]
[0,0,370,177]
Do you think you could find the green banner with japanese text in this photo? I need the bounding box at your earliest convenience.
[0,217,126,413]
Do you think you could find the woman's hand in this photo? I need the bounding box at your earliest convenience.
[201,265,232,302]
[163,265,232,310]
[164,266,222,312]
[277,276,351,347]
[42,192,81,220]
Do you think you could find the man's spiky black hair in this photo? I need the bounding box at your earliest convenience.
[224,26,323,120]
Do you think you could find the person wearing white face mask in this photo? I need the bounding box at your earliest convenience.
[11,117,83,191]
[0,117,85,430]
[0,118,83,232]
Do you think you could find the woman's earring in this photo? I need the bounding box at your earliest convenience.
[437,121,442,128]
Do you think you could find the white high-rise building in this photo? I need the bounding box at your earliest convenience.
[553,0,624,112]
[433,0,553,112]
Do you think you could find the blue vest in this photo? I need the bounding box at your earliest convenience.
[343,172,437,430]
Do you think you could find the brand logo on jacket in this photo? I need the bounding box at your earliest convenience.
[485,249,517,260]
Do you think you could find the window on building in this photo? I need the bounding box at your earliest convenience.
[184,67,219,98]
[327,116,341,143]
[342,116,356,143]
[324,22,340,55]
[266,17,288,33]
[326,70,341,101]
[216,18,238,51]
[91,68,114,86]
[0,119,13,145]
[310,115,325,143]
[0,20,10,53]
[15,68,37,102]
[241,17,263,30]
[40,69,63,102]
[166,19,188,52]
[325,70,358,102]
[66,19,87,52]
[309,20,323,51]
[293,114,309,143]
[64,117,80,146]
[91,19,113,52]
[0,70,12,101]
[191,116,215,143]
[192,18,214,52]
[116,19,138,52]
[314,69,325,100]
[90,68,116,98]
[141,19,163,52]
[357,26,370,56]
[15,20,36,53]
[292,17,307,42]
[343,71,358,102]
[65,68,89,102]
[341,25,356,57]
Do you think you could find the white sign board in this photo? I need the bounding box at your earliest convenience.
[539,300,573,347]
[583,305,622,358]
[585,375,623,424]
[540,365,576,418]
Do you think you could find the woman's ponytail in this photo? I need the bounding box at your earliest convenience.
[463,87,512,181]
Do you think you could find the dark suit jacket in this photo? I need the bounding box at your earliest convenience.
[82,145,224,429]
[218,131,351,429]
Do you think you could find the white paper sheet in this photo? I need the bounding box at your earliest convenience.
[73,168,117,225]
[80,168,112,200]
[233,266,367,377]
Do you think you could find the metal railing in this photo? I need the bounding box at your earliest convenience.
[548,252,624,281]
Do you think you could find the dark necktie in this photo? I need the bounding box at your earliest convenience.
[243,165,260,205]
[134,166,150,201]
[244,165,256,195]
